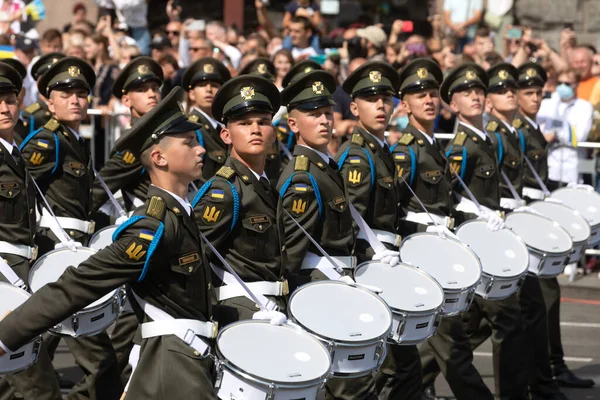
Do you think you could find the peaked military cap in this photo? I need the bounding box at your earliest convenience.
[212,75,281,123]
[181,57,231,91]
[487,62,518,93]
[343,60,400,98]
[517,62,547,89]
[115,87,200,154]
[440,63,487,104]
[112,56,164,99]
[37,56,96,98]
[282,59,322,88]
[398,58,443,98]
[281,70,336,111]
[239,58,276,81]
[0,58,26,80]
[0,63,23,93]
[30,52,65,81]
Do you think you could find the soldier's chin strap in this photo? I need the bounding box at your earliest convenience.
[520,148,551,197]
[198,231,274,312]
[398,174,442,227]
[27,171,77,249]
[92,166,127,218]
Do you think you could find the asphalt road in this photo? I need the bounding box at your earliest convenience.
[50,296,600,399]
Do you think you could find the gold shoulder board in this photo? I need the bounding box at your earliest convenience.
[146,196,166,220]
[216,166,235,179]
[513,119,522,129]
[44,119,60,132]
[294,156,309,171]
[399,133,414,145]
[25,102,41,114]
[351,134,364,146]
[453,131,467,146]
[485,121,498,132]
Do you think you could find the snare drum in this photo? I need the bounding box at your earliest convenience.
[0,283,40,375]
[550,188,600,246]
[530,201,591,264]
[287,281,392,377]
[398,233,481,316]
[504,212,573,278]
[88,225,118,251]
[456,220,529,300]
[28,248,122,337]
[354,262,443,345]
[215,320,331,400]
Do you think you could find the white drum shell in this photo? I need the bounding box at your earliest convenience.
[475,273,525,300]
[0,283,40,375]
[550,188,600,246]
[287,281,392,377]
[88,225,118,251]
[354,262,443,345]
[28,248,122,337]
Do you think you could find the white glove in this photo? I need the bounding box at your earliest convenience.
[115,214,129,225]
[514,206,543,216]
[252,310,287,325]
[372,249,400,267]
[478,210,505,232]
[426,225,459,240]
[338,275,355,284]
[54,241,82,252]
[567,183,595,192]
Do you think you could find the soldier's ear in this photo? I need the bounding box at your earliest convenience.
[485,96,493,112]
[288,115,299,134]
[47,97,55,114]
[349,100,359,118]
[401,98,411,115]
[121,93,131,109]
[220,126,232,145]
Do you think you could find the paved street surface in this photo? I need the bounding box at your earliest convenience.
[52,273,600,399]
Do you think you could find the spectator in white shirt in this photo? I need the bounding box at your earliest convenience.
[443,0,483,53]
[288,16,319,60]
[205,20,242,69]
[538,69,593,185]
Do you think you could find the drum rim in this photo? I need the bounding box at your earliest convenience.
[455,219,530,278]
[505,211,574,254]
[0,336,41,375]
[551,188,600,224]
[529,201,592,242]
[287,281,393,344]
[398,232,483,290]
[215,320,332,386]
[354,261,445,313]
[89,225,119,245]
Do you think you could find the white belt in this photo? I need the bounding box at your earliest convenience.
[132,291,215,356]
[215,281,289,301]
[357,229,401,247]
[523,187,545,200]
[0,241,37,260]
[454,195,493,216]
[500,197,526,210]
[403,211,455,230]
[301,252,355,271]
[39,209,95,235]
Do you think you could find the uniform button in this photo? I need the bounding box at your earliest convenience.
[432,177,436,181]
[193,350,200,356]
[188,266,193,273]
[8,191,12,196]
[258,225,263,231]
[75,170,80,175]
[29,209,33,214]
[486,171,490,176]
[397,202,401,207]
[208,283,212,289]
[69,231,75,236]
[281,245,286,251]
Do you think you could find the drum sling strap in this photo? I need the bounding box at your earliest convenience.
[347,203,388,253]
[93,166,127,218]
[0,258,27,290]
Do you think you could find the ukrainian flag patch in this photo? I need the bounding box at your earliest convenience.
[139,229,154,241]
[36,139,49,148]
[395,153,406,161]
[211,189,225,199]
[294,184,308,192]
[349,157,361,164]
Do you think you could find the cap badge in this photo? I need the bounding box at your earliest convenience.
[51,58,59,64]
[312,81,324,95]
[304,66,313,73]
[257,63,267,74]
[526,68,537,78]
[137,65,150,75]
[240,86,255,100]
[369,71,382,83]
[465,70,476,80]
[417,67,429,79]
[68,66,81,78]
[498,70,509,79]
[203,64,215,73]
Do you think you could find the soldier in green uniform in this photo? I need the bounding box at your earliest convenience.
[92,56,163,215]
[182,57,231,182]
[237,58,284,187]
[443,63,528,400]
[0,86,218,400]
[0,58,27,145]
[18,56,123,400]
[334,61,412,399]
[515,63,594,390]
[20,53,64,138]
[277,69,380,400]
[192,75,289,325]
[0,63,63,400]
[390,59,494,400]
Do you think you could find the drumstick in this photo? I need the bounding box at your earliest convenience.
[397,175,442,227]
[500,170,523,202]
[448,166,485,213]
[93,166,127,218]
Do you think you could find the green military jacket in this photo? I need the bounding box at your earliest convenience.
[513,112,548,187]
[486,115,525,199]
[189,108,227,182]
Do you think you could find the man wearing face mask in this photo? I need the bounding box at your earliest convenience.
[538,69,593,187]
